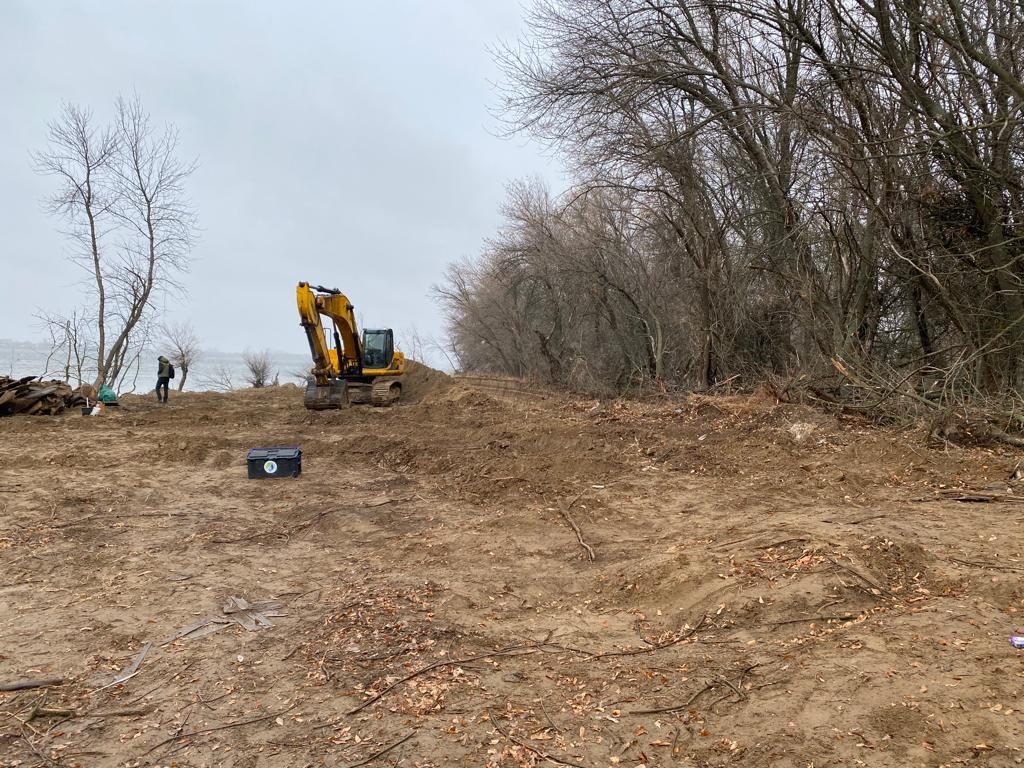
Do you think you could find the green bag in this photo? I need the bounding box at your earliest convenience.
[97,384,118,403]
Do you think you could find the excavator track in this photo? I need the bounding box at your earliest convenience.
[340,377,401,406]
[370,378,401,406]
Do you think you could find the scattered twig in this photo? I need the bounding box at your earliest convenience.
[709,532,768,550]
[564,489,587,511]
[363,497,397,508]
[209,530,277,544]
[19,731,57,767]
[820,514,887,525]
[714,664,758,704]
[488,710,586,768]
[343,731,415,768]
[47,515,97,529]
[348,647,536,714]
[937,489,1024,503]
[593,613,708,658]
[824,556,890,595]
[286,511,331,535]
[948,557,1024,573]
[538,700,562,734]
[281,643,305,661]
[142,703,296,756]
[715,674,746,702]
[765,618,860,626]
[31,706,153,720]
[755,537,810,550]
[0,710,44,736]
[120,643,150,679]
[631,681,717,715]
[89,642,150,695]
[28,706,75,720]
[126,661,197,705]
[670,728,682,759]
[0,677,64,693]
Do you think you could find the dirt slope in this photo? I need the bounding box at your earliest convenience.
[1,377,1023,767]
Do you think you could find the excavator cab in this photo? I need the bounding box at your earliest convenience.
[361,329,394,371]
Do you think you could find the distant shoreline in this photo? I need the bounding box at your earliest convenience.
[1,338,312,392]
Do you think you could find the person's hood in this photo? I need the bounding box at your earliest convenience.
[159,356,169,362]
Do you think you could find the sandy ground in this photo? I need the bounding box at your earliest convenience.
[2,371,1024,767]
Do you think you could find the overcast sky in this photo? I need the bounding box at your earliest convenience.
[0,1,561,363]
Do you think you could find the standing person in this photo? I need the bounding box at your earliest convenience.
[156,355,173,403]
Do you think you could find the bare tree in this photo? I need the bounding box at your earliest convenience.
[35,95,197,389]
[37,309,92,384]
[399,326,430,363]
[439,0,1024,413]
[162,321,200,390]
[203,364,237,392]
[242,349,273,388]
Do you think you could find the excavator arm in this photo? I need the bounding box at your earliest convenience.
[296,282,363,384]
[296,282,364,408]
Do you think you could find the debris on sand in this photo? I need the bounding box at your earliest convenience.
[787,421,817,443]
[159,596,285,645]
[0,375,88,416]
[5,381,1024,765]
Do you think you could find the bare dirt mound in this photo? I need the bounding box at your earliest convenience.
[2,385,1023,767]
[400,359,451,403]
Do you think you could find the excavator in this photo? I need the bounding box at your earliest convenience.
[296,281,404,409]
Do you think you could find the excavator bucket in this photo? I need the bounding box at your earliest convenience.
[303,378,348,410]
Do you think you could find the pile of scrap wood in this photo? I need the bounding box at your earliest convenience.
[0,376,87,416]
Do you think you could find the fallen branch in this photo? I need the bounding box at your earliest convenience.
[765,613,857,628]
[142,703,296,756]
[980,425,1024,449]
[348,647,536,715]
[755,537,810,550]
[594,613,708,658]
[948,557,1024,573]
[343,732,415,768]
[31,705,153,720]
[89,643,150,694]
[631,681,718,715]
[558,502,595,562]
[209,531,273,544]
[286,511,332,535]
[825,556,889,595]
[821,514,887,525]
[0,677,64,693]
[937,489,1024,504]
[488,710,586,768]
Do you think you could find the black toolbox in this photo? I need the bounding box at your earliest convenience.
[247,446,301,479]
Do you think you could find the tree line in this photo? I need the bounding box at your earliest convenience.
[440,0,1024,407]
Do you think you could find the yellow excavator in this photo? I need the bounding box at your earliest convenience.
[296,281,404,409]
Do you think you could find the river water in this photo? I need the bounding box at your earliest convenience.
[1,339,312,392]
